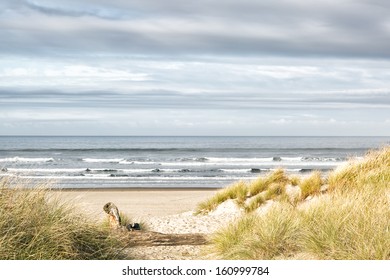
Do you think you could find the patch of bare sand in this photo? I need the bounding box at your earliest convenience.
[56,188,217,219]
[56,188,240,260]
[128,199,244,260]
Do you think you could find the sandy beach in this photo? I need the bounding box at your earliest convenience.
[56,188,242,260]
[57,188,219,219]
[56,187,244,235]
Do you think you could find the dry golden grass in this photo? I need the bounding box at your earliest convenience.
[245,192,266,213]
[299,171,323,200]
[213,187,390,259]
[212,203,301,259]
[0,178,127,260]
[300,189,390,259]
[195,180,248,214]
[207,146,390,260]
[247,177,268,196]
[197,169,290,214]
[328,146,390,192]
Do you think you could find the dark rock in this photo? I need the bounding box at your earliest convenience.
[179,168,191,173]
[151,168,161,172]
[126,223,141,231]
[1,167,7,172]
[299,168,313,173]
[85,168,91,172]
[103,169,117,172]
[273,157,282,162]
[110,174,129,177]
[250,168,261,173]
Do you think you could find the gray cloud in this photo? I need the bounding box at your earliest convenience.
[1,0,390,135]
[1,0,390,58]
[1,87,389,112]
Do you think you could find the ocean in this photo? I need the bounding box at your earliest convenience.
[0,136,389,189]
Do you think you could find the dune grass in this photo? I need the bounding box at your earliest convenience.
[213,187,390,260]
[195,180,248,214]
[328,146,390,192]
[248,169,288,196]
[300,189,390,259]
[299,171,322,200]
[212,203,301,259]
[0,179,127,260]
[205,146,390,260]
[196,169,290,214]
[245,192,266,213]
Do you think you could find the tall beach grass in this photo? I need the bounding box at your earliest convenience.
[202,146,390,259]
[0,178,126,260]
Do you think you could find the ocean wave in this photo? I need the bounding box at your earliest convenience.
[7,168,85,173]
[81,158,159,165]
[220,168,251,173]
[0,157,54,163]
[82,158,124,163]
[279,157,303,161]
[119,160,160,165]
[301,157,346,162]
[207,157,274,163]
[79,156,348,166]
[175,157,209,162]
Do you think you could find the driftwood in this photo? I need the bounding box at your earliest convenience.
[103,202,209,247]
[103,202,122,229]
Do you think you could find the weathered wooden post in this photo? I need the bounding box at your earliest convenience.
[103,202,121,229]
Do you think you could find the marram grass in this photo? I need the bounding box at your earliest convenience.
[328,146,390,192]
[196,169,290,214]
[0,179,127,260]
[204,146,390,259]
[299,171,322,200]
[212,203,301,259]
[195,180,248,214]
[245,192,266,213]
[300,189,390,259]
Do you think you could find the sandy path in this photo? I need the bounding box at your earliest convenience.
[56,188,240,260]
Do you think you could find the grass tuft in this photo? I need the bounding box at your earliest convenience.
[197,169,291,214]
[212,203,301,259]
[207,146,390,260]
[299,171,323,200]
[300,189,390,259]
[0,179,126,260]
[195,180,248,214]
[245,193,266,213]
[328,146,390,192]
[289,175,301,186]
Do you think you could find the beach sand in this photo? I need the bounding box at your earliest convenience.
[56,188,240,260]
[57,188,218,219]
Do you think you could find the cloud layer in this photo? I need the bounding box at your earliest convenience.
[1,0,390,135]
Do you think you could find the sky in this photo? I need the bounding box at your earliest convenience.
[1,0,390,136]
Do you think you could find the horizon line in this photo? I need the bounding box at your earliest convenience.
[0,135,389,137]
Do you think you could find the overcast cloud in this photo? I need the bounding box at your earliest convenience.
[0,0,390,135]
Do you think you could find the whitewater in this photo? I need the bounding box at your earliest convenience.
[0,136,388,188]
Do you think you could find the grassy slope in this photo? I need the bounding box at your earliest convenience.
[0,179,127,260]
[199,146,390,260]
